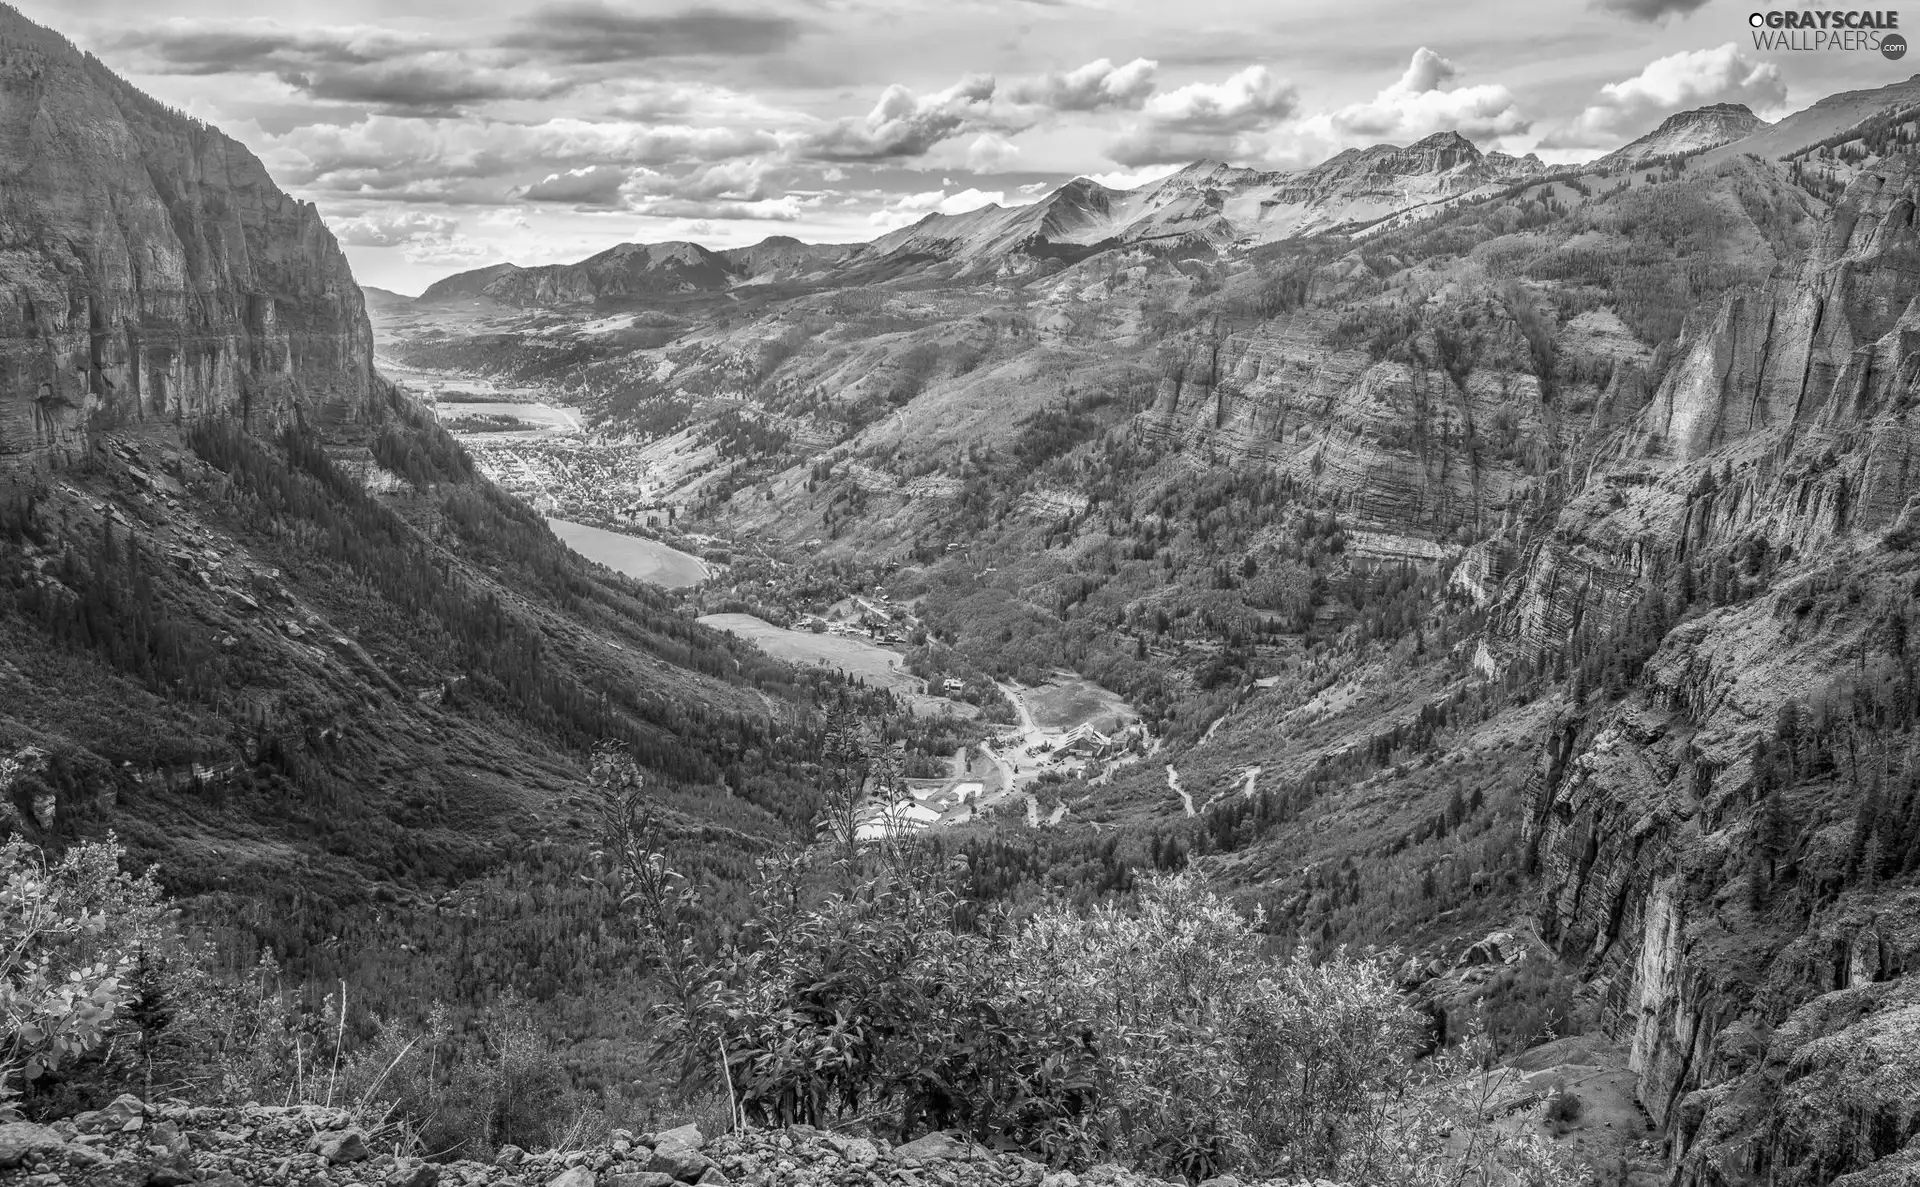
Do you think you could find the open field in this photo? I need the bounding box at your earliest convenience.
[1026,675,1138,732]
[697,613,921,693]
[547,518,710,588]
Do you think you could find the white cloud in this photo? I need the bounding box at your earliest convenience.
[1106,65,1299,166]
[1007,58,1157,111]
[1323,48,1529,142]
[400,232,495,266]
[966,132,1022,172]
[806,74,998,161]
[1141,65,1296,132]
[263,115,793,201]
[330,209,459,246]
[630,196,804,221]
[1542,43,1786,148]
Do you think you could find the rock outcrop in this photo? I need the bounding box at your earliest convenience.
[1510,157,1920,1184]
[0,5,376,460]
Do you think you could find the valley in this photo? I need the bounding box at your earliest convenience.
[3,2,1920,1179]
[346,86,1920,1183]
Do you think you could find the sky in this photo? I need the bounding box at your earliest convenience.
[24,0,1908,293]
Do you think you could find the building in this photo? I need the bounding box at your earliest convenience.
[1056,723,1114,758]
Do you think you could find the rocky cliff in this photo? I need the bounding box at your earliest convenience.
[0,4,375,460]
[1513,157,1920,1185]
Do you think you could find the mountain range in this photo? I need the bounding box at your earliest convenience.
[407,83,1911,311]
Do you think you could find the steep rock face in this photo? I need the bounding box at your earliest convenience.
[1491,156,1920,668]
[1141,307,1604,545]
[1513,158,1920,1185]
[0,8,375,457]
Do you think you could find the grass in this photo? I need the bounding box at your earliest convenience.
[1025,676,1137,732]
[696,612,921,694]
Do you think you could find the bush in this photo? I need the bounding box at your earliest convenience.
[598,743,1594,1186]
[0,835,166,1097]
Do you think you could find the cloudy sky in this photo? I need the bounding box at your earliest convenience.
[26,0,1900,292]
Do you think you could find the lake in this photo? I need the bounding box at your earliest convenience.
[546,518,709,588]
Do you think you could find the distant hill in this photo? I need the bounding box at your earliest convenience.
[1592,103,1769,170]
[361,285,417,313]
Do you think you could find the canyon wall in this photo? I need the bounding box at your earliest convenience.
[1516,158,1920,1184]
[0,9,375,461]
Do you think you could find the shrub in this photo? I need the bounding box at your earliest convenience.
[0,835,166,1096]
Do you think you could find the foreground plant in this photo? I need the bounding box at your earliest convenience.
[594,732,1590,1184]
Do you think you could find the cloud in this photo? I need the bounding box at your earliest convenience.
[806,74,998,160]
[1142,65,1296,132]
[264,115,791,200]
[1105,64,1298,165]
[622,157,779,202]
[520,165,630,205]
[516,4,803,64]
[331,209,460,246]
[632,196,804,221]
[1541,43,1786,148]
[1006,57,1157,111]
[101,21,570,112]
[1590,0,1711,23]
[515,158,796,217]
[401,234,498,266]
[1324,48,1528,142]
[965,132,1022,172]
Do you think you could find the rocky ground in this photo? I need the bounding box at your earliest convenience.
[0,1097,1349,1187]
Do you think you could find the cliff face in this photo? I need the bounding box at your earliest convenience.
[0,6,375,459]
[1511,158,1920,1185]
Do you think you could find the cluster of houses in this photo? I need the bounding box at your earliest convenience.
[994,722,1149,762]
[789,589,916,646]
[852,780,985,841]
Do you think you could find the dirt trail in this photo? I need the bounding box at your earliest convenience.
[1167,765,1194,817]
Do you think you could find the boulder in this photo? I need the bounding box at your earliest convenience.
[308,1127,370,1164]
[103,1094,146,1131]
[646,1142,711,1182]
[822,1133,878,1166]
[646,1124,710,1181]
[0,1122,66,1169]
[387,1161,441,1187]
[496,1145,528,1168]
[603,1173,675,1187]
[548,1169,598,1187]
[893,1131,967,1163]
[652,1124,703,1151]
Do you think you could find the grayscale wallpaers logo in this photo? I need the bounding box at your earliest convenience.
[1749,9,1904,55]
